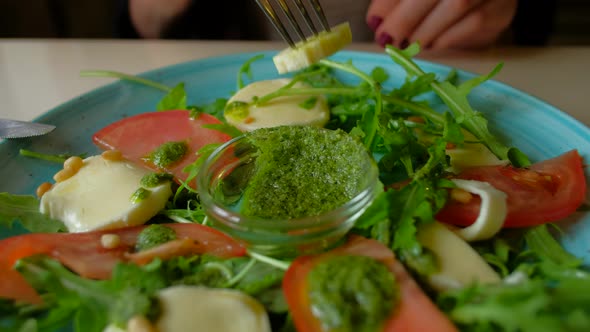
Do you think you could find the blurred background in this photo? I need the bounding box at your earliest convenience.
[0,0,589,45]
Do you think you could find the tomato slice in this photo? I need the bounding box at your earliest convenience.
[92,110,232,184]
[437,150,586,228]
[283,235,458,332]
[0,223,245,304]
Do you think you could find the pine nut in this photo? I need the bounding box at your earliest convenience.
[63,156,84,172]
[53,167,76,183]
[127,315,156,332]
[102,149,123,161]
[36,182,53,198]
[451,187,473,204]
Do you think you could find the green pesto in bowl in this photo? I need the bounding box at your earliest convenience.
[198,125,379,257]
[239,126,369,219]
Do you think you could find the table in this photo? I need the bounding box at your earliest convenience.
[1,40,589,126]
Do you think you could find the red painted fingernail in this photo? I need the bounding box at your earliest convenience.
[368,16,383,32]
[400,38,409,49]
[378,33,393,48]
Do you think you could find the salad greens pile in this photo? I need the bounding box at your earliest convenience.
[1,44,589,332]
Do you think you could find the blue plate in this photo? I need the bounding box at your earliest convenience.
[1,50,589,265]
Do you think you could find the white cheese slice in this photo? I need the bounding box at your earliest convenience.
[273,22,352,74]
[417,221,501,292]
[225,78,330,132]
[446,131,508,173]
[40,155,172,232]
[155,286,271,332]
[451,179,508,242]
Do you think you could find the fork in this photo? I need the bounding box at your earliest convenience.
[255,0,331,47]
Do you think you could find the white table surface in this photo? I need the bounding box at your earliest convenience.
[1,39,589,126]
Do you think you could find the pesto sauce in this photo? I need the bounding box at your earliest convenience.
[224,101,250,122]
[307,255,398,332]
[148,141,188,168]
[130,188,150,204]
[136,224,177,251]
[240,126,370,219]
[140,172,174,188]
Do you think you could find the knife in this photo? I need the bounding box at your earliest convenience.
[0,119,56,139]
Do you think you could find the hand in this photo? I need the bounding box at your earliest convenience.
[366,0,518,50]
[129,0,192,38]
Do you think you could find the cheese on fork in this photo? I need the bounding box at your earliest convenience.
[155,286,271,332]
[40,155,172,232]
[273,22,352,74]
[225,78,330,131]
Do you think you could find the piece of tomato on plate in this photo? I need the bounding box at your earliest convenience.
[93,110,231,184]
[283,235,458,332]
[437,150,586,228]
[0,223,245,304]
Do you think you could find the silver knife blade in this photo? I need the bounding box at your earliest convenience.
[0,119,56,139]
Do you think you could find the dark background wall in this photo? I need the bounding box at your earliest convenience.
[0,0,589,45]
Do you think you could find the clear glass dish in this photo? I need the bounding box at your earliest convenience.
[197,132,380,257]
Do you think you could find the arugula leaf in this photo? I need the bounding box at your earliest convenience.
[370,67,389,84]
[299,96,318,110]
[442,112,464,144]
[80,70,171,93]
[15,257,164,332]
[156,83,187,111]
[524,224,582,267]
[201,123,243,138]
[389,72,436,100]
[192,98,228,120]
[0,193,65,233]
[385,44,525,161]
[19,149,87,164]
[237,54,265,90]
[176,142,223,197]
[440,224,590,332]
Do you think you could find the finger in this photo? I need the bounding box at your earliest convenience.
[410,0,484,48]
[374,0,439,48]
[366,0,401,33]
[432,0,517,49]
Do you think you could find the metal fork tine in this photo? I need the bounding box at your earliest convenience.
[276,0,307,42]
[307,0,331,32]
[255,0,296,47]
[292,0,319,35]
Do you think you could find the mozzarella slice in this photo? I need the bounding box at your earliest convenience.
[417,221,501,292]
[451,179,507,242]
[40,155,172,232]
[155,286,271,332]
[225,78,330,131]
[446,131,508,173]
[273,22,352,74]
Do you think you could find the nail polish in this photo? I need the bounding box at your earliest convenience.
[400,38,409,49]
[378,33,393,48]
[368,16,383,32]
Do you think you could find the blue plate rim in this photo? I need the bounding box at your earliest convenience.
[27,49,589,141]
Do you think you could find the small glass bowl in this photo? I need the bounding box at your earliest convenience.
[197,134,380,257]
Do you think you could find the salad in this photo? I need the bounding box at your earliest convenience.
[1,44,590,332]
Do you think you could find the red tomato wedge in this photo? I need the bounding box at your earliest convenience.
[0,223,245,304]
[92,110,231,184]
[437,150,586,228]
[283,235,458,332]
